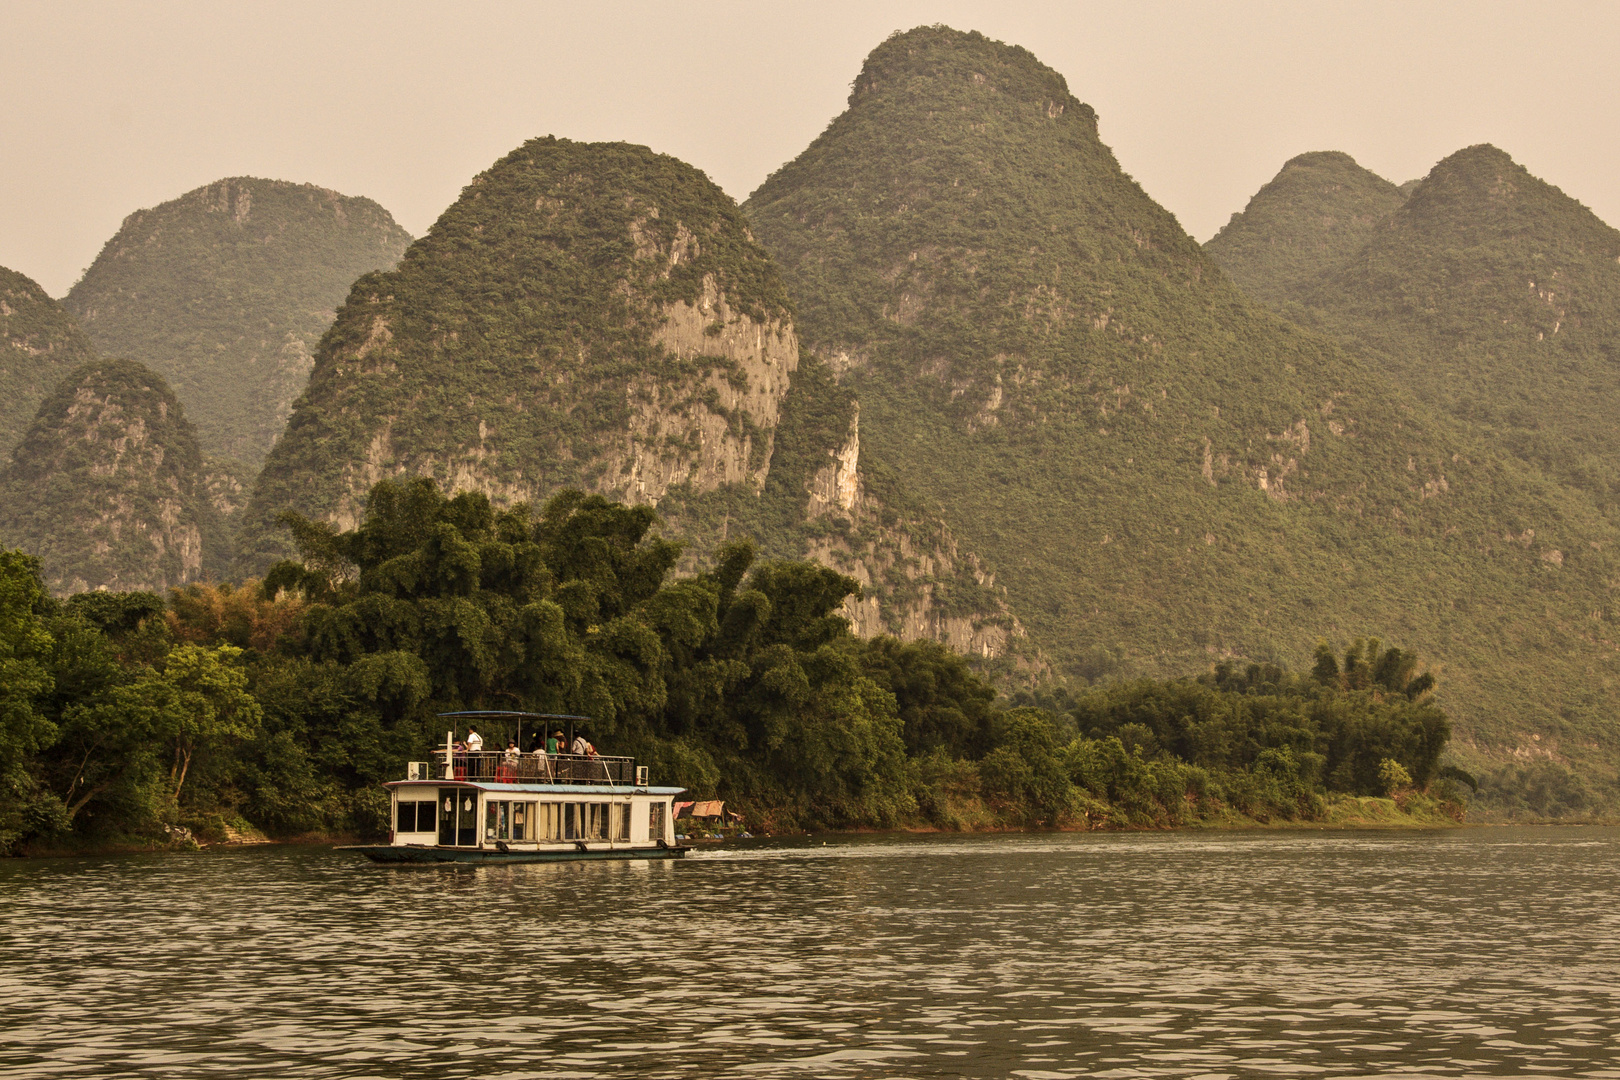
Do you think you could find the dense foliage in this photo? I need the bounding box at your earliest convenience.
[237,138,797,571]
[1301,146,1620,511]
[1204,151,1409,309]
[0,265,99,456]
[63,178,412,466]
[744,26,1620,800]
[0,359,224,592]
[1,480,1487,854]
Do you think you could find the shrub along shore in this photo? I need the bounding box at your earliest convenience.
[1,481,1474,856]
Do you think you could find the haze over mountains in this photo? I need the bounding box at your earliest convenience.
[63,178,411,467]
[3,25,1618,808]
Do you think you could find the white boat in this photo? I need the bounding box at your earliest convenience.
[342,711,689,864]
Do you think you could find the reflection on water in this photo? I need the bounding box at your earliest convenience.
[2,828,1619,1078]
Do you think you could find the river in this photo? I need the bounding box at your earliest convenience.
[2,827,1617,1078]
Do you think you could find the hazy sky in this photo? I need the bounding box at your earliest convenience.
[4,1,1617,297]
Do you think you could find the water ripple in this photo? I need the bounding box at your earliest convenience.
[2,828,1619,1077]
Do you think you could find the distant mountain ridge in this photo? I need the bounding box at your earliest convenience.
[0,265,99,456]
[1205,151,1408,310]
[64,177,412,467]
[1212,144,1620,526]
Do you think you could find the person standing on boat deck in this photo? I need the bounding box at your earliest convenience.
[547,730,562,756]
[571,733,591,757]
[466,726,483,752]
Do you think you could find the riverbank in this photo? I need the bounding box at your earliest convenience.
[13,791,1571,858]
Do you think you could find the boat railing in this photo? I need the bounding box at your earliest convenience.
[430,750,636,786]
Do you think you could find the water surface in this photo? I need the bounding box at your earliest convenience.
[2,827,1618,1078]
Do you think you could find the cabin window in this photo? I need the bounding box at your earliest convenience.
[511,802,533,842]
[478,800,539,842]
[486,801,512,841]
[614,804,631,841]
[563,803,579,840]
[397,800,434,833]
[585,802,611,840]
[537,803,560,841]
[649,802,665,843]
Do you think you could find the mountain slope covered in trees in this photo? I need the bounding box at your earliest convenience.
[744,26,1620,795]
[0,359,217,593]
[1204,151,1408,311]
[1210,145,1620,507]
[0,266,100,456]
[238,138,799,558]
[63,178,412,467]
[1308,147,1620,508]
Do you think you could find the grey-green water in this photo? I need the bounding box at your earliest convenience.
[2,828,1618,1078]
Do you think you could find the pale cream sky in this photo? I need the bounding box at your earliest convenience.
[4,0,1617,297]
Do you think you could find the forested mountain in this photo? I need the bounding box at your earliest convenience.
[0,359,216,593]
[1211,146,1620,500]
[63,178,412,467]
[744,25,1620,795]
[1307,147,1620,505]
[0,266,99,456]
[1204,151,1408,310]
[236,137,1018,659]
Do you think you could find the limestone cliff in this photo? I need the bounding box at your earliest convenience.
[660,351,1032,666]
[802,400,1029,663]
[0,359,211,593]
[743,24,1620,786]
[237,138,799,568]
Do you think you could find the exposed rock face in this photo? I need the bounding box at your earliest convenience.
[0,359,210,593]
[0,265,99,457]
[615,275,798,502]
[64,178,412,466]
[238,138,799,567]
[1205,151,1408,308]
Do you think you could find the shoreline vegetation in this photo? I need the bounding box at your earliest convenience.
[0,479,1514,859]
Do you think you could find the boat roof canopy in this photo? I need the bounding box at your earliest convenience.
[389,780,686,797]
[437,711,594,721]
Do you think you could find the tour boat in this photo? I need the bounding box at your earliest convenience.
[342,711,690,865]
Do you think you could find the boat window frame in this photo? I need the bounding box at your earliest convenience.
[396,797,436,834]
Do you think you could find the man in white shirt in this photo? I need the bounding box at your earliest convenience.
[466,727,483,752]
[571,733,591,756]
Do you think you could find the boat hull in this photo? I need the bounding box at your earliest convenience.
[341,843,690,865]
